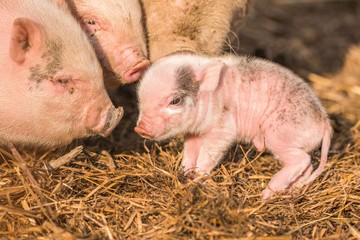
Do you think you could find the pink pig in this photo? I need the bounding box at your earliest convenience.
[135,53,332,199]
[53,0,150,84]
[0,0,123,147]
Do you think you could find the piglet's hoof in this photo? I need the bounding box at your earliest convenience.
[184,169,196,180]
[183,168,209,183]
[192,170,211,183]
[261,187,275,200]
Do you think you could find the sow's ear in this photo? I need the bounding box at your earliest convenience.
[195,60,226,92]
[10,18,44,64]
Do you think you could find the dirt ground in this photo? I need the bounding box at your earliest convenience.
[0,0,359,239]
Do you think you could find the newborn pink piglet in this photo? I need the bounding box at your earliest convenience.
[135,53,332,199]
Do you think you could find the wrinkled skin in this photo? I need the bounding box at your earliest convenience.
[135,53,332,199]
[142,0,252,61]
[54,0,150,85]
[0,0,123,147]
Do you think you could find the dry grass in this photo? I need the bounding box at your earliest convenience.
[1,0,360,239]
[1,123,359,239]
[0,137,359,239]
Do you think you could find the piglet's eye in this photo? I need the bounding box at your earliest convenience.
[169,97,182,106]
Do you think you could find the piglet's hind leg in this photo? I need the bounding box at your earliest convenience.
[291,163,313,188]
[261,149,312,200]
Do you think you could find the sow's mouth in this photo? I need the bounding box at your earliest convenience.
[99,106,124,137]
[87,106,124,137]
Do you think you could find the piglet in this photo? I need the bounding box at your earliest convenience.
[135,53,332,199]
[53,0,150,85]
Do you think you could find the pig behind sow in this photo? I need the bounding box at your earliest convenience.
[53,0,150,85]
[0,0,123,147]
[142,0,252,61]
[135,53,332,199]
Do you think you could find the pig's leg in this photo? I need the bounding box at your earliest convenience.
[261,149,312,200]
[253,133,265,151]
[290,163,313,188]
[194,130,234,176]
[182,134,202,178]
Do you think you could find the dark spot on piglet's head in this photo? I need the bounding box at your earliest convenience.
[175,65,199,97]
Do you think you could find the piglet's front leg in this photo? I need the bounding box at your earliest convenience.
[181,134,201,179]
[193,129,235,178]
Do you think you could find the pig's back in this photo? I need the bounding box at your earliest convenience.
[224,56,327,141]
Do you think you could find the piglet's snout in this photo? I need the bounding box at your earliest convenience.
[134,120,154,139]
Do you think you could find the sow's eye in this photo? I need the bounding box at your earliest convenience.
[51,76,71,85]
[169,97,182,106]
[56,79,69,84]
[51,77,74,94]
[82,17,101,35]
[85,19,96,25]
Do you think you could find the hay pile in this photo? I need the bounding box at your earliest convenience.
[0,137,359,239]
[1,0,359,239]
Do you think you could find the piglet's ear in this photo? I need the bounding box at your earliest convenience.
[195,60,226,92]
[10,18,44,64]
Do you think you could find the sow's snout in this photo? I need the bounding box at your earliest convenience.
[94,106,124,137]
[123,59,150,83]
